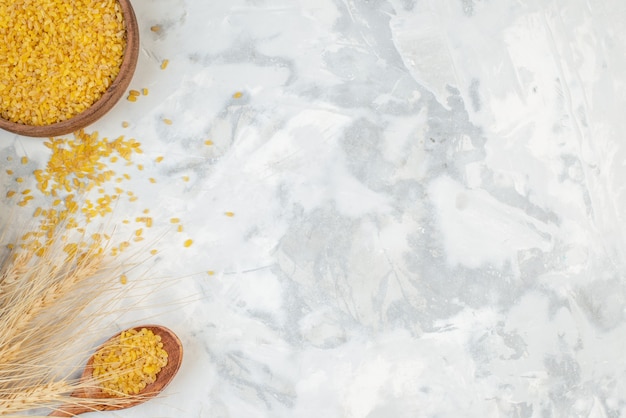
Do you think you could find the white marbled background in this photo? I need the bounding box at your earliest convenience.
[3,0,626,416]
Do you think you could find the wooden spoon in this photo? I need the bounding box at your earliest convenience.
[48,325,183,417]
[0,0,140,138]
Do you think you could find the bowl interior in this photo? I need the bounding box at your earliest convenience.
[0,0,139,138]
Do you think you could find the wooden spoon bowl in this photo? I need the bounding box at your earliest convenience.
[0,0,139,138]
[49,325,183,417]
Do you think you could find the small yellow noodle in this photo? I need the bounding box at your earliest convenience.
[92,328,168,396]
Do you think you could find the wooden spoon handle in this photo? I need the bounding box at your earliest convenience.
[48,404,93,416]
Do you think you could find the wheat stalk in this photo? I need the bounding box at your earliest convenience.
[0,229,148,416]
[0,381,73,412]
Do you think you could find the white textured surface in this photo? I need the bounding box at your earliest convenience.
[3,0,626,416]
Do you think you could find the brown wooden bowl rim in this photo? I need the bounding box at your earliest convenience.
[0,0,139,138]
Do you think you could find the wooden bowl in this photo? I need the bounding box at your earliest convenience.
[0,0,140,138]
